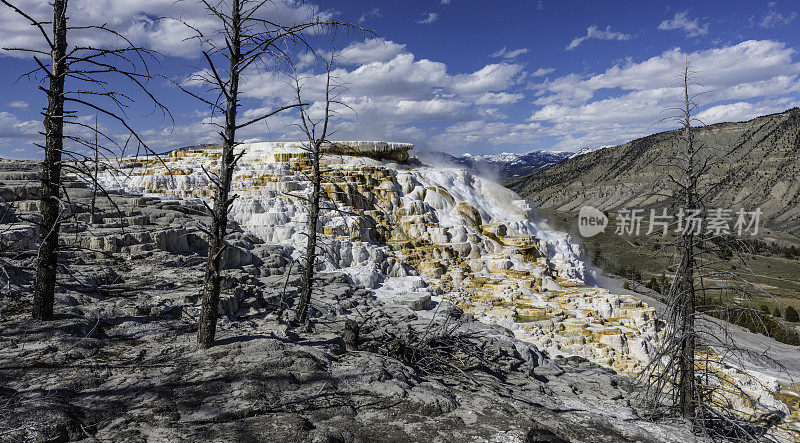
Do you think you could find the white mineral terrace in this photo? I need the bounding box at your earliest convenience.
[92,141,789,417]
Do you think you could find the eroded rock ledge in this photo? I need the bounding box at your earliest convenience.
[321,140,413,162]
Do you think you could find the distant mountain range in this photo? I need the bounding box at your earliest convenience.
[506,108,800,235]
[417,147,602,179]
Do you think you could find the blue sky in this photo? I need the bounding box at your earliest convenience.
[1,0,799,158]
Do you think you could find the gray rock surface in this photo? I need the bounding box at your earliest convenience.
[0,159,700,442]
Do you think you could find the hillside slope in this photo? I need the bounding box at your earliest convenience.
[507,108,800,234]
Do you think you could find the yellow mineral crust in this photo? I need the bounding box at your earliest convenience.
[95,142,666,378]
[94,142,669,380]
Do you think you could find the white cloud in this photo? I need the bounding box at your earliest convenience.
[0,0,332,59]
[529,40,800,150]
[530,67,556,77]
[8,2,793,157]
[658,11,709,38]
[0,111,39,140]
[432,120,542,147]
[450,63,523,95]
[475,92,524,105]
[226,47,527,148]
[337,39,406,65]
[6,101,28,109]
[416,12,439,24]
[392,98,466,120]
[566,25,631,50]
[242,54,523,105]
[758,3,797,28]
[190,40,800,154]
[490,47,529,59]
[533,40,800,107]
[0,1,531,154]
[696,102,755,123]
[695,98,800,124]
[329,54,449,99]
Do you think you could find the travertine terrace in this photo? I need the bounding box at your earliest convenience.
[96,141,659,375]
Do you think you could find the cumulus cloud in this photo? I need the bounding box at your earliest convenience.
[0,1,528,154]
[163,34,800,154]
[5,1,796,157]
[336,39,406,65]
[450,63,523,95]
[243,52,522,103]
[566,25,631,50]
[490,47,529,59]
[0,111,40,140]
[220,42,527,149]
[534,40,799,106]
[0,0,331,59]
[529,40,800,150]
[658,11,709,38]
[416,12,439,24]
[696,98,799,124]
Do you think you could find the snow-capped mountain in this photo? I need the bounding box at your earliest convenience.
[416,148,605,180]
[460,151,573,178]
[453,151,571,178]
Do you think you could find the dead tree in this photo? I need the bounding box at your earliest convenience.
[170,0,351,348]
[2,0,170,320]
[640,61,790,441]
[290,54,340,325]
[33,0,67,321]
[674,63,699,421]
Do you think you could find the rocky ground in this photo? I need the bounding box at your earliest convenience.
[0,159,701,442]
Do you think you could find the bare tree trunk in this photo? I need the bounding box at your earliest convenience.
[676,67,697,421]
[197,0,241,349]
[296,141,321,323]
[291,55,337,325]
[677,236,696,419]
[32,0,67,321]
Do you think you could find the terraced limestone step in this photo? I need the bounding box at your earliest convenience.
[94,141,656,377]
